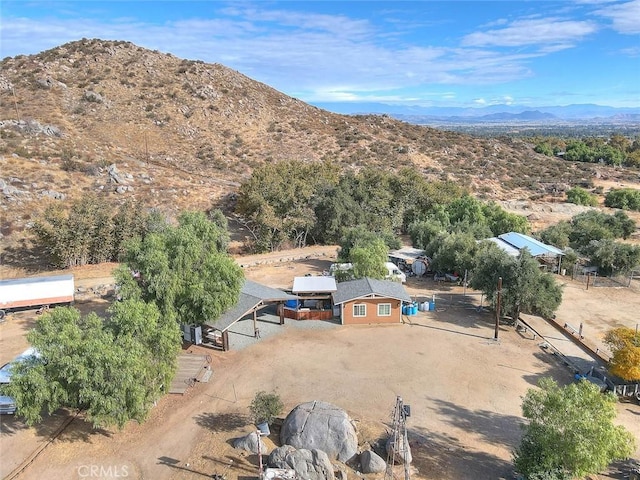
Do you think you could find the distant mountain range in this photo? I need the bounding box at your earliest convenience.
[311,102,640,124]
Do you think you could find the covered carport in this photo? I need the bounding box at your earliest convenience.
[202,280,298,351]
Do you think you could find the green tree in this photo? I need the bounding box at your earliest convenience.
[605,327,640,381]
[408,219,447,250]
[312,182,361,244]
[568,211,617,249]
[350,237,388,280]
[566,187,598,207]
[564,140,594,163]
[118,210,244,326]
[534,142,553,156]
[605,188,640,211]
[514,378,635,479]
[236,160,337,251]
[33,194,149,267]
[471,245,563,321]
[481,202,530,235]
[3,302,180,428]
[538,221,572,250]
[338,227,399,262]
[583,239,640,275]
[427,231,477,275]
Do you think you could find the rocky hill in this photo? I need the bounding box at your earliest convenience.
[0,39,635,243]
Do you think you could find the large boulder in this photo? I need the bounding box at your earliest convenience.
[280,401,357,462]
[233,431,267,454]
[360,450,387,473]
[269,445,334,480]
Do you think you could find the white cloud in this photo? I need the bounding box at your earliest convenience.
[461,18,597,47]
[593,0,640,34]
[0,4,634,107]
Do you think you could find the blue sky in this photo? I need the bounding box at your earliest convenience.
[1,1,639,109]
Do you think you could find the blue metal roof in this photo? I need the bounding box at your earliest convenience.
[485,237,520,257]
[498,232,564,257]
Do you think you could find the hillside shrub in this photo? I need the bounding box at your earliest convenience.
[566,187,597,207]
[604,188,640,211]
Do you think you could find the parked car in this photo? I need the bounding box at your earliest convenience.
[0,347,40,415]
[0,395,17,415]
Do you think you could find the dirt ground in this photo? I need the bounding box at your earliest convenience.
[1,249,639,480]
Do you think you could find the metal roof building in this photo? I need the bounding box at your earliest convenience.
[498,232,564,258]
[486,237,522,257]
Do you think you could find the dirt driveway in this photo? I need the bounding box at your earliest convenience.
[1,250,639,480]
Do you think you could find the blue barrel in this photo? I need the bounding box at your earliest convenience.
[402,305,407,315]
[429,301,436,311]
[285,300,298,309]
[411,305,418,315]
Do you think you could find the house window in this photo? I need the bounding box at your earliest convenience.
[378,303,391,316]
[353,304,366,317]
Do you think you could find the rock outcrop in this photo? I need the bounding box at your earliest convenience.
[360,449,387,473]
[233,431,267,454]
[269,445,334,480]
[280,400,357,462]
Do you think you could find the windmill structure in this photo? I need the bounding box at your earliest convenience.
[384,396,411,480]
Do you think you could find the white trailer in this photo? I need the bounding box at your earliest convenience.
[0,274,74,319]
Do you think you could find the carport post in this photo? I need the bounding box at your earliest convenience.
[253,310,257,337]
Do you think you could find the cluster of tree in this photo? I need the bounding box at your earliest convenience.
[116,210,243,327]
[514,378,635,479]
[5,210,244,428]
[332,231,393,282]
[33,194,154,268]
[470,245,562,321]
[539,210,639,275]
[236,160,530,253]
[533,134,640,167]
[605,188,640,211]
[408,195,529,252]
[2,300,182,428]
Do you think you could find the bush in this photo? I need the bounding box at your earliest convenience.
[604,188,640,211]
[249,391,283,425]
[566,187,597,207]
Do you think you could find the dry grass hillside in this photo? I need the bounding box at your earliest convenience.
[1,38,639,249]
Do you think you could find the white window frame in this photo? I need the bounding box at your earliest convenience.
[353,304,367,317]
[378,303,392,317]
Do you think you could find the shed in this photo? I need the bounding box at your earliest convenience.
[498,232,564,272]
[292,276,337,295]
[202,279,297,351]
[483,232,564,271]
[286,276,337,320]
[333,278,412,325]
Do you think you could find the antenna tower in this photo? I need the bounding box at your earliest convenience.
[384,396,411,480]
